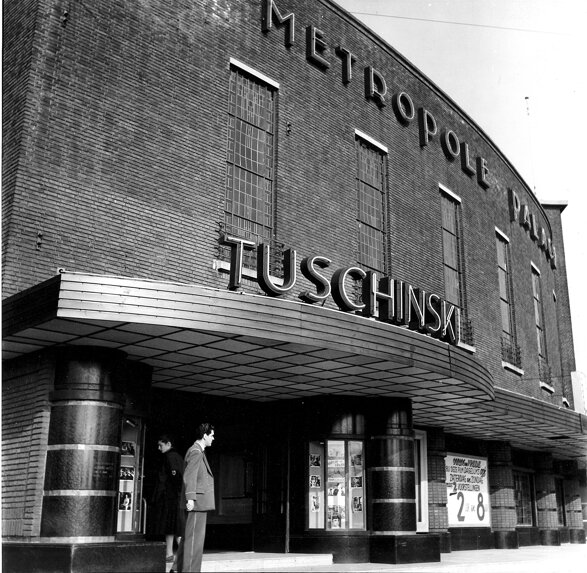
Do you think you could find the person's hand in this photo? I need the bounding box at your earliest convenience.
[186,499,194,511]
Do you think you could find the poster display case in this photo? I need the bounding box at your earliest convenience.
[308,440,364,530]
[117,416,146,534]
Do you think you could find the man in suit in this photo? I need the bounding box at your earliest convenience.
[173,423,215,573]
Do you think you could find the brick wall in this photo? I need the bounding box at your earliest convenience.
[543,205,576,408]
[564,479,584,529]
[2,0,41,277]
[426,428,448,532]
[1,352,54,537]
[1,0,576,412]
[534,454,559,530]
[487,441,517,531]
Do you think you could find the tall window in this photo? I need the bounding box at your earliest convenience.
[440,187,471,344]
[513,470,535,526]
[532,266,547,362]
[225,64,276,245]
[356,136,387,273]
[496,231,520,367]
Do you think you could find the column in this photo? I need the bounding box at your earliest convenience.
[487,441,518,549]
[368,399,439,563]
[534,453,560,546]
[40,347,127,540]
[369,398,416,536]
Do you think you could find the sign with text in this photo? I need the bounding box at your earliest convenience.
[445,453,490,527]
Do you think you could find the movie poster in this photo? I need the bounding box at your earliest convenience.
[445,453,490,527]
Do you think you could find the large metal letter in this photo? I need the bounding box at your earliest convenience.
[221,234,256,290]
[306,26,330,69]
[418,108,437,147]
[335,46,355,84]
[257,243,297,296]
[331,267,366,312]
[299,255,331,303]
[392,92,415,125]
[441,302,460,345]
[460,142,476,176]
[262,0,295,46]
[364,66,387,107]
[405,285,426,331]
[425,293,442,336]
[476,157,490,189]
[508,188,521,223]
[362,272,395,321]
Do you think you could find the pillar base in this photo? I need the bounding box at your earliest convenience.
[1,540,164,573]
[494,530,519,549]
[289,533,370,563]
[370,534,440,564]
[539,529,561,546]
[437,531,451,553]
[569,529,586,544]
[448,527,494,550]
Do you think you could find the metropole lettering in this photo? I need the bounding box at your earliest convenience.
[222,235,460,346]
[262,0,490,190]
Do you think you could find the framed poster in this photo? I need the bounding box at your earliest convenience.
[308,442,325,528]
[445,453,490,527]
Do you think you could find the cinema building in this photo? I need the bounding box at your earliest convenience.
[3,0,586,570]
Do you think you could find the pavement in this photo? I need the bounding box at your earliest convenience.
[188,544,587,573]
[265,544,587,572]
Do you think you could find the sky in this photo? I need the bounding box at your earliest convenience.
[334,0,587,377]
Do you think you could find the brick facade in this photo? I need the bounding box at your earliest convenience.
[2,0,575,411]
[1,352,54,537]
[2,0,585,564]
[488,441,517,532]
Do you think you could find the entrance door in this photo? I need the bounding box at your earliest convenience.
[214,452,255,521]
[206,450,255,550]
[252,441,288,553]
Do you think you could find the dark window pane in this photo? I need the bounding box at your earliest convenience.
[225,68,275,244]
[357,139,386,272]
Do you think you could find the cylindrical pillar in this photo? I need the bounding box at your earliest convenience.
[41,347,127,540]
[368,398,416,534]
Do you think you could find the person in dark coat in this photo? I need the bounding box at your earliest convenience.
[151,433,185,563]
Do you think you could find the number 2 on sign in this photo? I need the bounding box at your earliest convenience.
[456,492,485,522]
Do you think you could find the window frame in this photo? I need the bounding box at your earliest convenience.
[439,185,473,347]
[496,228,522,373]
[513,469,536,526]
[224,60,278,247]
[355,131,388,275]
[531,264,547,362]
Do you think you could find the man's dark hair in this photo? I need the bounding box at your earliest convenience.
[158,433,175,446]
[195,423,214,440]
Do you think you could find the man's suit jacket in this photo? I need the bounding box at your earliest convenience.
[182,443,215,511]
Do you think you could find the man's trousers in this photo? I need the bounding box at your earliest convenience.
[176,511,207,572]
